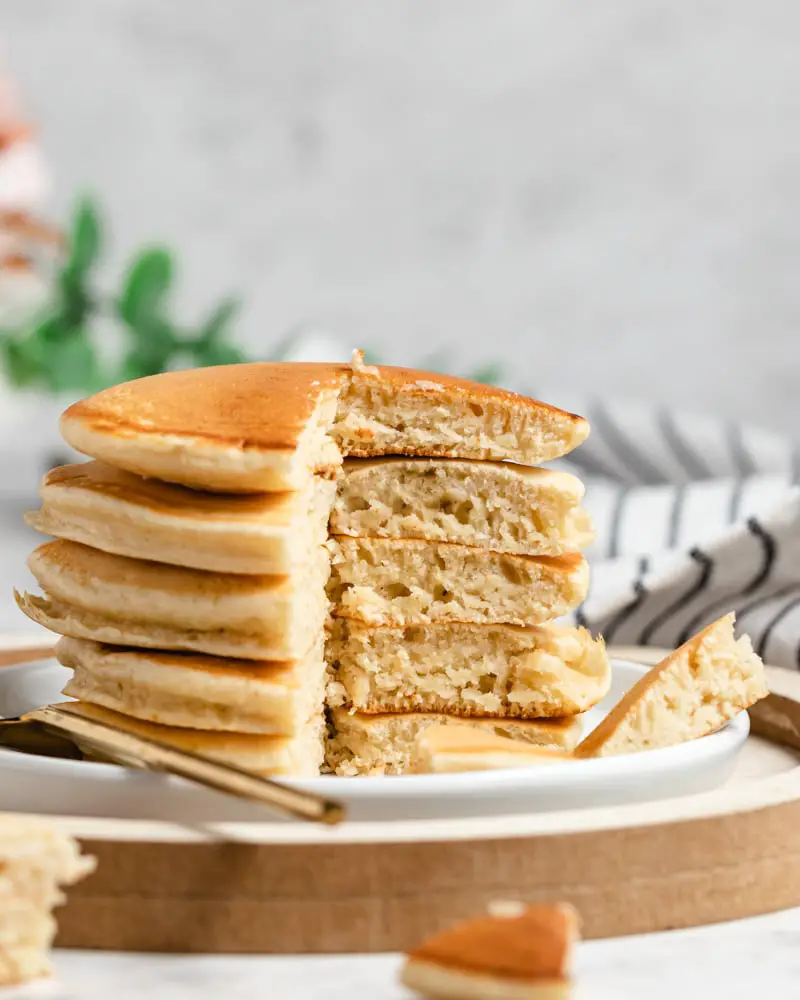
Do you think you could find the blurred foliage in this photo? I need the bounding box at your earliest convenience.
[0,197,503,394]
[0,197,247,394]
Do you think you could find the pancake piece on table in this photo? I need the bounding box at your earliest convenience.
[20,539,330,661]
[327,538,589,627]
[56,635,325,735]
[53,701,325,777]
[575,613,768,758]
[333,458,592,556]
[326,708,582,776]
[401,902,579,1000]
[327,620,610,718]
[59,355,589,493]
[0,815,95,986]
[26,461,336,574]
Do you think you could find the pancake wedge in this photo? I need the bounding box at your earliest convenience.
[575,613,768,758]
[328,539,589,627]
[57,635,325,735]
[327,620,609,718]
[60,357,589,493]
[326,708,582,776]
[22,540,330,661]
[27,461,336,574]
[332,458,592,556]
[401,903,578,999]
[53,701,325,777]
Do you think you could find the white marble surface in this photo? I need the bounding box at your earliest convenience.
[4,2,800,433]
[7,909,799,999]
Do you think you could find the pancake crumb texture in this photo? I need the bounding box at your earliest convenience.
[327,538,589,627]
[325,709,581,776]
[333,375,588,467]
[327,621,609,718]
[333,459,592,556]
[576,613,768,758]
[0,816,95,986]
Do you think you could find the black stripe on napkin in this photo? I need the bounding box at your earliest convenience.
[590,401,668,486]
[568,447,626,482]
[756,595,800,661]
[735,583,800,625]
[638,547,714,646]
[658,408,713,480]
[667,484,687,549]
[676,517,777,644]
[727,421,759,478]
[602,556,650,644]
[608,486,630,560]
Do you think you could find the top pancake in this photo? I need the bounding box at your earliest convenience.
[60,360,590,492]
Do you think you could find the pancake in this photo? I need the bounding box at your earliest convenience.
[413,724,573,775]
[0,815,95,986]
[332,458,593,556]
[326,620,610,718]
[575,613,768,758]
[21,539,329,661]
[52,700,325,777]
[328,538,589,627]
[57,635,325,735]
[401,903,578,1000]
[60,355,589,492]
[26,461,336,574]
[326,708,582,776]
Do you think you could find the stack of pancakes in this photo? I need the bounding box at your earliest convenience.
[18,354,609,776]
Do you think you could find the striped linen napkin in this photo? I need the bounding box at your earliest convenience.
[548,394,800,669]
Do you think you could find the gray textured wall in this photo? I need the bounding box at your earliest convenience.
[5,1,800,432]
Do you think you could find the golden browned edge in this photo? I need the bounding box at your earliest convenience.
[29,539,290,595]
[61,361,588,453]
[332,537,587,571]
[335,709,578,734]
[406,903,578,981]
[573,613,750,757]
[55,638,305,681]
[52,700,298,750]
[42,462,300,521]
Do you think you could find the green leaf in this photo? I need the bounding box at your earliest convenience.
[41,334,100,394]
[196,297,240,345]
[1,335,46,387]
[118,248,173,328]
[469,363,503,385]
[67,198,101,277]
[191,340,247,367]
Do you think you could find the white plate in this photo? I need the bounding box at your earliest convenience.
[0,657,748,822]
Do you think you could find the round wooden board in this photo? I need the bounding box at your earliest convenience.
[18,652,800,953]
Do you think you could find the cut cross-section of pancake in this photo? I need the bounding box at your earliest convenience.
[326,620,609,717]
[575,613,768,758]
[401,902,579,1000]
[332,458,593,556]
[57,635,326,735]
[328,538,589,627]
[326,708,582,776]
[26,461,336,575]
[20,540,330,661]
[59,357,589,493]
[52,701,325,777]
